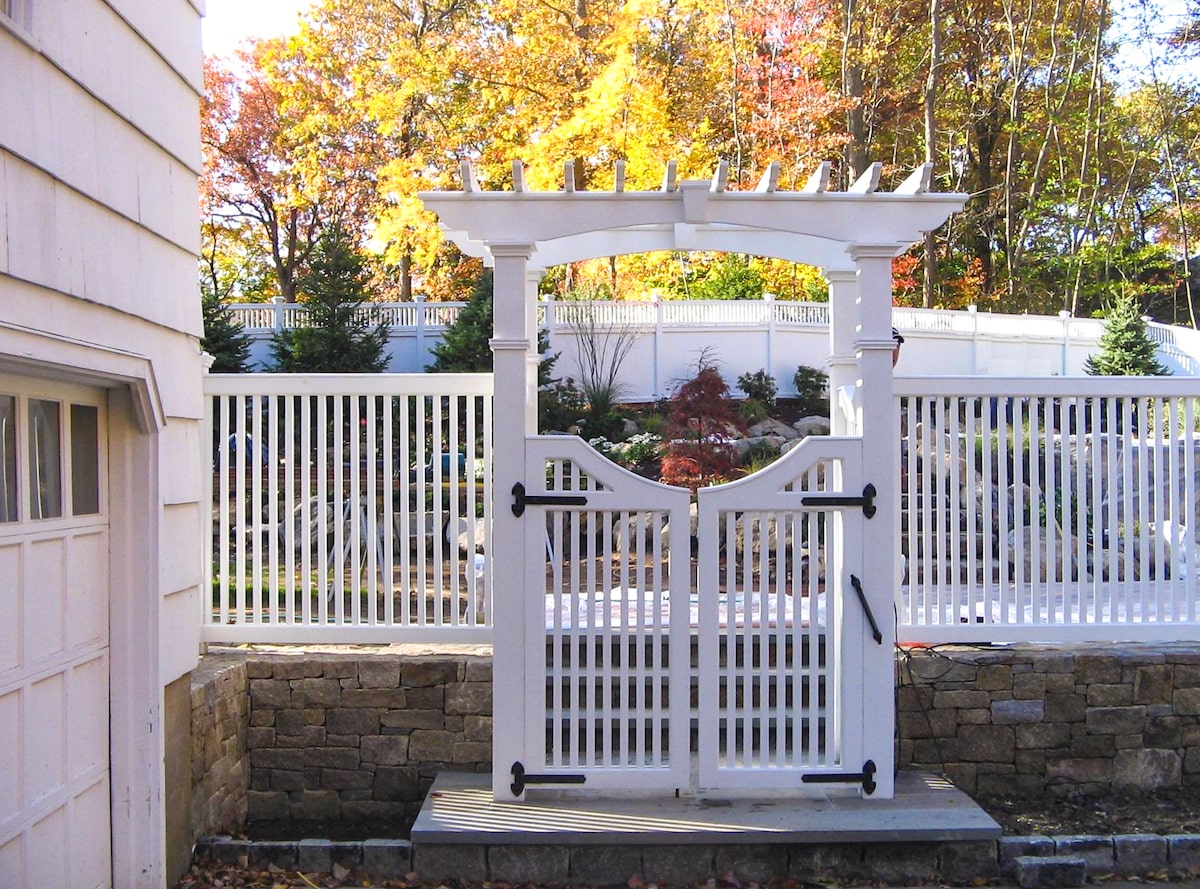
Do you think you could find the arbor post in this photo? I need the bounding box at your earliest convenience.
[487,241,537,800]
[826,269,859,435]
[850,244,900,798]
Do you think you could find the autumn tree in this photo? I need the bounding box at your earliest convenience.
[281,0,484,300]
[196,0,1198,329]
[202,47,326,302]
[660,355,747,492]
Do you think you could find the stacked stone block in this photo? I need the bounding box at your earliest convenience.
[190,655,250,838]
[244,654,491,831]
[189,643,1199,842]
[897,644,1200,797]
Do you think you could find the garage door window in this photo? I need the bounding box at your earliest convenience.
[71,404,100,515]
[0,387,105,524]
[0,395,14,523]
[29,398,63,519]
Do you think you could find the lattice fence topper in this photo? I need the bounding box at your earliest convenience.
[421,159,967,269]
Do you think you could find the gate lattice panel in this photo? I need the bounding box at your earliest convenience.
[521,436,692,791]
[697,437,866,790]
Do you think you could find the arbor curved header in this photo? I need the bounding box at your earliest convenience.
[420,159,967,270]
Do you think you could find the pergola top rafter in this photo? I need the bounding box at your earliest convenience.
[420,159,968,270]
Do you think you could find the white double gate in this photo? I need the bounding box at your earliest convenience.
[512,434,882,795]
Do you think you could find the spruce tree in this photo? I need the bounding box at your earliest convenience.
[200,291,252,373]
[1084,291,1170,376]
[270,225,389,373]
[427,270,495,372]
[427,269,557,384]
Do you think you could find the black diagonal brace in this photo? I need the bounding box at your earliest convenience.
[510,761,587,796]
[511,482,589,517]
[802,760,877,795]
[800,483,877,518]
[849,574,884,645]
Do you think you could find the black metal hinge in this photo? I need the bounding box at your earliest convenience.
[801,483,877,518]
[849,574,884,645]
[801,760,877,795]
[511,482,589,517]
[510,761,587,796]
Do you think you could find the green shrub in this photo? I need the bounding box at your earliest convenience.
[738,398,769,424]
[742,439,781,473]
[539,378,587,433]
[737,369,777,406]
[580,410,626,442]
[793,365,830,416]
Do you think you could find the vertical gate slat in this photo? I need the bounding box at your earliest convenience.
[981,396,994,622]
[1135,398,1149,620]
[235,395,248,622]
[431,396,444,627]
[1167,398,1180,622]
[399,396,412,627]
[350,395,363,625]
[965,397,978,624]
[217,396,230,626]
[1185,399,1197,622]
[383,395,395,627]
[449,394,461,626]
[284,394,295,622]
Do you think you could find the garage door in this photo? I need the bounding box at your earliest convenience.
[0,377,111,889]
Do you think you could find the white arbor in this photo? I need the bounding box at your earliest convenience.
[421,160,965,801]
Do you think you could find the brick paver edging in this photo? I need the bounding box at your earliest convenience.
[193,832,1200,884]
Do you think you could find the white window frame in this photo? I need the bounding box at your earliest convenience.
[0,0,33,39]
[0,375,108,530]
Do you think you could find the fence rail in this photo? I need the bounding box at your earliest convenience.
[895,376,1200,643]
[225,299,1200,386]
[203,373,493,644]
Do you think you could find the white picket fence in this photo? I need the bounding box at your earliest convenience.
[896,376,1200,643]
[203,373,493,643]
[203,372,1200,645]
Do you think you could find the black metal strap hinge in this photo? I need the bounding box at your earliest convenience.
[801,483,877,518]
[802,760,877,795]
[849,574,884,645]
[510,761,587,796]
[511,482,588,517]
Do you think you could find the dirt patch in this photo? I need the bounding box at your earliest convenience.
[979,787,1200,836]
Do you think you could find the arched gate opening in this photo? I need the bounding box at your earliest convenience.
[420,160,965,801]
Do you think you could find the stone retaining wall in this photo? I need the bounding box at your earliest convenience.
[190,643,1200,839]
[191,654,249,838]
[242,651,491,832]
[897,643,1200,796]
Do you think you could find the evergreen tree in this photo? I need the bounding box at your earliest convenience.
[427,269,557,384]
[270,225,389,373]
[427,270,495,372]
[1084,291,1171,376]
[200,291,252,373]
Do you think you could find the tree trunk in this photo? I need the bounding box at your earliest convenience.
[842,0,868,183]
[400,253,413,302]
[923,0,942,308]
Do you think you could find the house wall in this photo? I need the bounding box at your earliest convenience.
[0,1,205,885]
